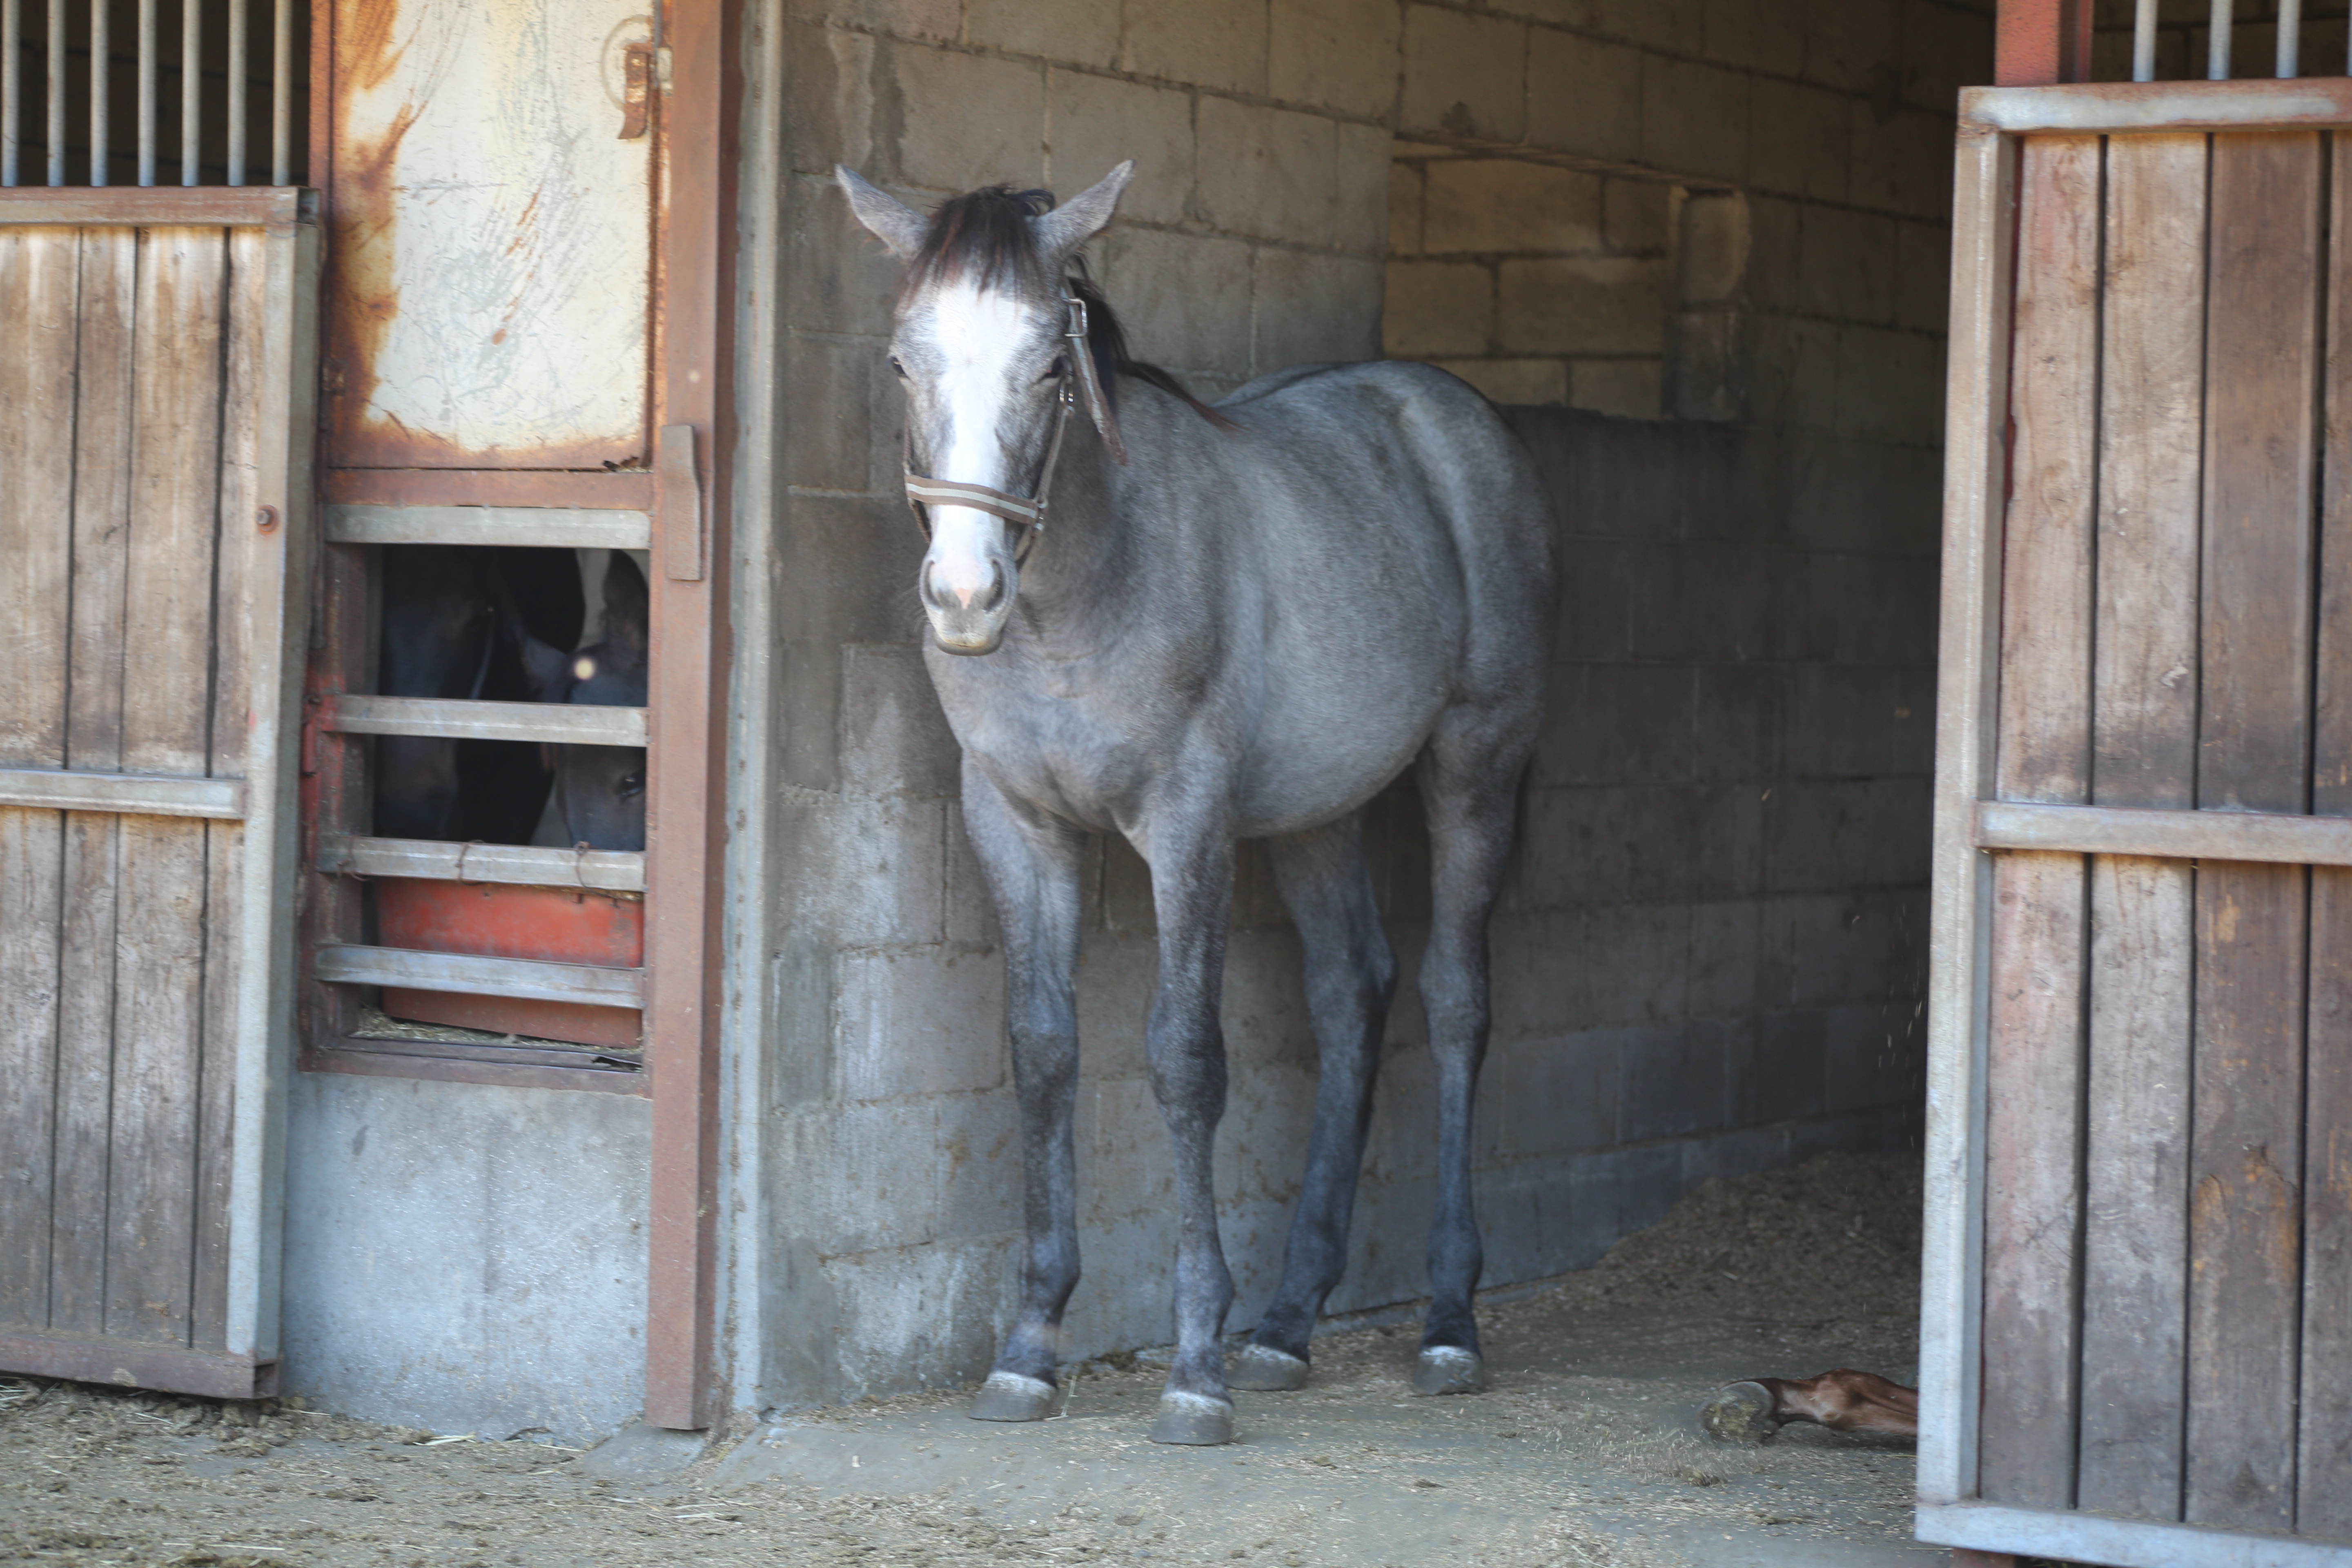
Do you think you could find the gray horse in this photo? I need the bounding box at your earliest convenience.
[838,162,1558,1446]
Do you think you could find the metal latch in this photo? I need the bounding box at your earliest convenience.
[619,42,660,140]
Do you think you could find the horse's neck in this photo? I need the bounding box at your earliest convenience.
[1009,429,1139,641]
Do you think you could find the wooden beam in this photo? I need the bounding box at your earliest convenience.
[1976,800,2352,865]
[1964,80,2352,136]
[312,944,644,1007]
[0,766,246,819]
[322,468,656,510]
[325,504,652,550]
[0,1333,274,1399]
[327,695,647,748]
[316,835,646,892]
[0,187,312,228]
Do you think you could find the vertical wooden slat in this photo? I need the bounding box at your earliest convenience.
[2077,132,2205,1521]
[105,227,226,1348]
[0,227,78,1332]
[49,226,138,1339]
[2299,129,2352,1545]
[2187,129,2321,1535]
[1981,132,2101,1509]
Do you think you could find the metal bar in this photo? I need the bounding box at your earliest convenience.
[0,765,248,817]
[1976,800,2352,865]
[90,0,106,183]
[327,695,649,748]
[226,0,245,183]
[2134,0,2156,81]
[2279,0,2302,77]
[45,0,62,184]
[1961,80,2352,135]
[316,835,647,893]
[2,0,19,185]
[180,0,197,183]
[0,1334,274,1398]
[268,0,286,183]
[312,944,646,1007]
[324,504,655,550]
[0,183,304,222]
[1920,124,2019,1509]
[137,0,152,184]
[1917,1499,2352,1567]
[2209,0,2232,79]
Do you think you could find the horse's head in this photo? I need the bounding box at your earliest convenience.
[837,162,1134,655]
[517,552,650,852]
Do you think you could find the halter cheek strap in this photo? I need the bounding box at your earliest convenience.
[902,290,1126,565]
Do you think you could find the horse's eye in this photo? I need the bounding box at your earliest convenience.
[1040,356,1066,383]
[618,773,644,798]
[888,356,908,379]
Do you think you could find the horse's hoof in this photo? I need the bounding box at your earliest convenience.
[969,1370,1056,1423]
[1147,1390,1235,1446]
[1410,1346,1486,1396]
[1701,1381,1779,1444]
[1226,1344,1310,1392]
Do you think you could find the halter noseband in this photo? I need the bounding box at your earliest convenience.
[902,290,1127,564]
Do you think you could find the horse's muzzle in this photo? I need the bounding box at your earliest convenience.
[921,555,1013,655]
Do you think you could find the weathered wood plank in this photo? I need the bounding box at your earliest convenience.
[329,695,648,747]
[2186,129,2321,1535]
[312,944,646,1007]
[0,769,247,817]
[2078,131,2204,1522]
[317,835,647,892]
[1980,132,2101,1509]
[323,505,653,549]
[1975,800,2352,865]
[48,813,120,1338]
[105,229,230,1348]
[0,227,79,1336]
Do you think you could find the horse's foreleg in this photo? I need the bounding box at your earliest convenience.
[1412,733,1527,1397]
[960,765,1087,1424]
[1141,825,1239,1445]
[1230,814,1396,1392]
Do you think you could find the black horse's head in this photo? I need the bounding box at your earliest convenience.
[520,552,650,851]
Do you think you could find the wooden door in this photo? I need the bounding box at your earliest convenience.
[0,188,318,1399]
[1922,81,2352,1568]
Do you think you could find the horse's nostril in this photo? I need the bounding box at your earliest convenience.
[981,561,1007,611]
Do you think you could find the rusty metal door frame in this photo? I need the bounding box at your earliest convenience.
[1922,74,2352,1568]
[299,0,733,1429]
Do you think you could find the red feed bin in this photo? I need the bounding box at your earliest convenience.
[374,878,644,1048]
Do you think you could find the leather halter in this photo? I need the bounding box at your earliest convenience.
[902,290,1127,565]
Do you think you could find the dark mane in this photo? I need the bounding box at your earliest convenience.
[909,184,1236,432]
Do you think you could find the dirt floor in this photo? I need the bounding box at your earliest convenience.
[0,1151,2018,1568]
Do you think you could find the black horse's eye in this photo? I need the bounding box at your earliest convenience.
[618,773,644,798]
[1039,356,1067,383]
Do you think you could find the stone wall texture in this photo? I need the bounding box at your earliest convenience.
[754,0,1989,1414]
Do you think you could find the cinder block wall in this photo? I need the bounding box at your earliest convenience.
[752,0,1987,1414]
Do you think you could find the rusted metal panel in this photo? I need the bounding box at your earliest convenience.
[1995,0,2092,87]
[321,0,655,468]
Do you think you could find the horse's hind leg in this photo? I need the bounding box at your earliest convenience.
[958,762,1089,1423]
[1411,710,1535,1396]
[1229,813,1396,1392]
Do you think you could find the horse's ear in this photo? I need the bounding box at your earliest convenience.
[1032,161,1133,268]
[836,166,928,260]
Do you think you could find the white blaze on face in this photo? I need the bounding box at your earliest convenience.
[913,282,1036,605]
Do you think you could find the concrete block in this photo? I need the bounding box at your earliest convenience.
[1640,53,1750,185]
[888,45,1045,194]
[1492,1029,1620,1158]
[775,493,927,646]
[1902,0,1993,114]
[940,800,1001,947]
[1335,121,1394,256]
[1743,194,1803,314]
[1253,250,1383,372]
[1799,206,1898,325]
[1490,910,1585,1038]
[1629,542,1777,664]
[1619,1020,1730,1142]
[1603,178,1670,255]
[1426,357,1565,407]
[1390,161,1426,255]
[1525,31,1642,163]
[1098,227,1254,379]
[1688,898,1766,1019]
[1764,777,1930,899]
[840,642,958,800]
[1731,1008,1826,1125]
[576,1421,711,1481]
[1196,97,1340,244]
[1850,102,1954,223]
[1748,76,1851,202]
[1803,0,1903,93]
[969,0,1119,69]
[1498,257,1666,356]
[784,170,904,338]
[1835,324,1943,447]
[1074,929,1158,1082]
[1680,1116,1792,1186]
[1048,73,1193,227]
[1890,666,1934,777]
[1220,929,1315,1067]
[1591,0,1703,50]
[1531,662,1694,788]
[1569,359,1663,420]
[1822,999,1926,1115]
[1828,551,1940,665]
[1423,158,1602,256]
[836,945,1008,1100]
[1777,886,1927,1011]
[790,0,957,45]
[1552,537,1637,662]
[1077,1074,1180,1223]
[1611,1140,1690,1232]
[784,22,873,176]
[1787,434,1935,552]
[817,796,948,947]
[936,1085,1025,1238]
[1702,0,1805,76]
[1693,664,1787,784]
[1124,0,1268,95]
[1384,258,1495,358]
[1580,899,1690,1028]
[779,1098,944,1254]
[1894,218,1953,334]
[1747,312,1840,433]
[1786,663,1893,782]
[825,1237,1011,1396]
[1402,5,1528,143]
[781,331,876,495]
[1270,0,1403,119]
